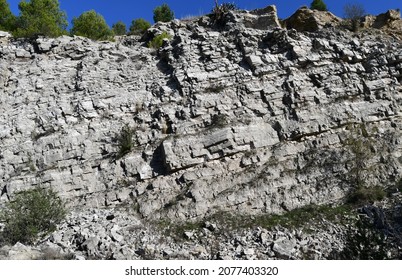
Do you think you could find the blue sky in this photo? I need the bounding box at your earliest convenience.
[6,0,402,29]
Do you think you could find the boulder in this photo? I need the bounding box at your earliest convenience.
[363,9,402,29]
[0,31,11,45]
[226,5,282,30]
[284,6,342,32]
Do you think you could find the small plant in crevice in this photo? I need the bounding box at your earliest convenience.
[0,187,66,246]
[148,31,171,49]
[210,1,238,26]
[210,114,228,128]
[117,124,134,159]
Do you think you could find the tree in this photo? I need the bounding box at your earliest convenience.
[0,187,66,245]
[71,10,114,41]
[153,3,174,23]
[310,0,328,11]
[13,0,67,38]
[128,18,151,35]
[344,3,365,31]
[112,21,127,36]
[0,0,16,32]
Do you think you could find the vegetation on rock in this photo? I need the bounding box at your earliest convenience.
[343,3,366,31]
[117,124,134,158]
[0,187,66,245]
[148,31,171,49]
[129,18,151,35]
[210,1,238,26]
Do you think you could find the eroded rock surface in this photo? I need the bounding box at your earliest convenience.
[0,6,401,259]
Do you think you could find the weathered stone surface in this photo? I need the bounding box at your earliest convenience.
[230,5,281,30]
[0,6,401,260]
[284,7,342,31]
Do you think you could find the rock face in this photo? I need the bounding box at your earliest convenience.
[227,5,281,30]
[362,9,402,38]
[284,7,342,31]
[0,6,402,259]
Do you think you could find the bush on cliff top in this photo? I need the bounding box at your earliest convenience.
[310,0,328,11]
[71,10,114,41]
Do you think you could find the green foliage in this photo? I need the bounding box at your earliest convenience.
[111,21,126,36]
[0,187,66,245]
[347,185,386,205]
[0,0,16,31]
[71,10,113,41]
[153,3,174,23]
[147,31,171,49]
[310,0,328,11]
[344,124,374,189]
[160,204,352,241]
[129,18,151,35]
[13,0,67,38]
[243,204,351,230]
[117,124,134,158]
[342,124,387,204]
[343,3,365,31]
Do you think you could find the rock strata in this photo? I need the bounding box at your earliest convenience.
[0,6,401,259]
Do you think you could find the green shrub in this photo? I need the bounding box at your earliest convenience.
[347,185,386,205]
[310,0,328,11]
[117,124,134,158]
[0,187,66,245]
[129,18,151,35]
[153,3,174,23]
[148,31,171,49]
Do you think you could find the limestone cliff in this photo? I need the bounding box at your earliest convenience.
[0,6,401,259]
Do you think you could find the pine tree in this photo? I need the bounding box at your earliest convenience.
[0,0,16,32]
[153,3,174,23]
[112,21,127,36]
[14,0,67,38]
[129,18,151,35]
[71,10,113,41]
